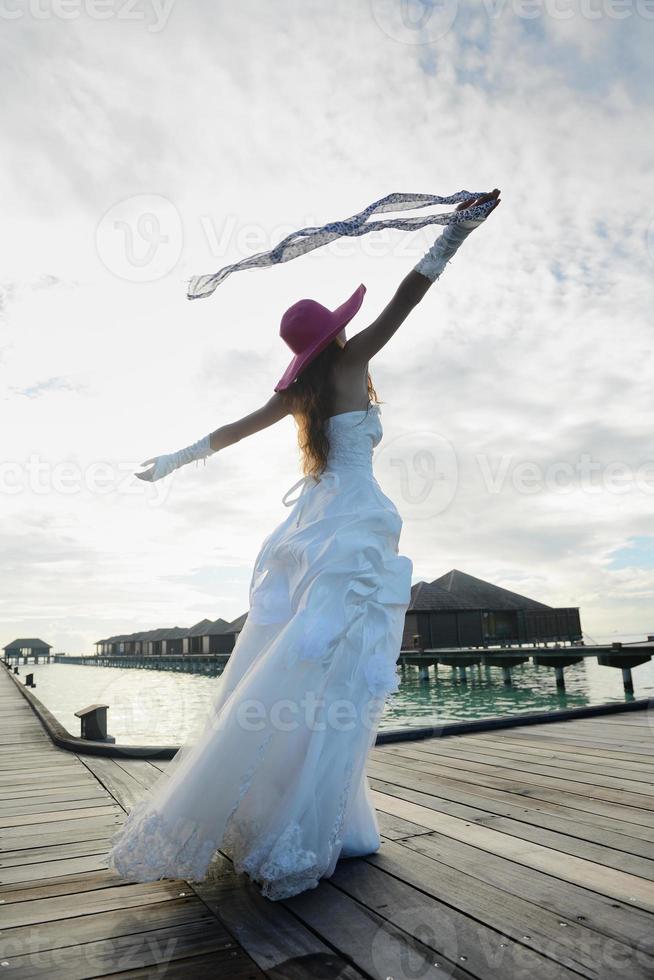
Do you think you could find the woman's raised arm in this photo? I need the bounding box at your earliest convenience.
[343,189,500,364]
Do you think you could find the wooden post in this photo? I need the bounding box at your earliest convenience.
[554,665,566,691]
[418,665,429,682]
[74,704,116,743]
[622,666,634,695]
[502,665,512,686]
[25,673,35,688]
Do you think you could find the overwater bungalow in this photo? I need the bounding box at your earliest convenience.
[2,638,53,663]
[402,569,582,649]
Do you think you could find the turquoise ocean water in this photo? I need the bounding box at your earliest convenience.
[15,642,653,745]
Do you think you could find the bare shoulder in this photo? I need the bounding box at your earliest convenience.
[327,346,370,411]
[227,391,292,442]
[256,391,293,425]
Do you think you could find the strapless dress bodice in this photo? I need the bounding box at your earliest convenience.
[324,402,382,473]
[281,403,382,509]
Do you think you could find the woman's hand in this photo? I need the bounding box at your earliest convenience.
[413,187,501,283]
[135,454,176,482]
[134,434,215,484]
[455,188,501,226]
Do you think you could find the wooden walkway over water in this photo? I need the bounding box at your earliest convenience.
[1,667,654,978]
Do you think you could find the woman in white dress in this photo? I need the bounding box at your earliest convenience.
[105,189,501,901]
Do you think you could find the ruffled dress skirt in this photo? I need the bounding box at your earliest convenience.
[105,403,413,900]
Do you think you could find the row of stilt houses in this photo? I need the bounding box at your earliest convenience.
[92,570,582,660]
[2,571,584,665]
[94,613,248,658]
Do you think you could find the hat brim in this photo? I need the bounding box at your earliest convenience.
[274,283,366,392]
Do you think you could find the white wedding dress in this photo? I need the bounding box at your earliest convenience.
[105,401,413,900]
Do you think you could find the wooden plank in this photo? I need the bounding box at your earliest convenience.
[0,796,112,818]
[385,736,654,784]
[2,825,123,851]
[2,852,120,885]
[0,772,99,790]
[2,897,218,954]
[376,741,654,801]
[517,717,652,735]
[192,854,367,979]
[0,814,123,843]
[282,875,477,980]
[367,756,654,830]
[101,948,266,979]
[371,765,654,862]
[373,745,654,839]
[364,838,654,979]
[376,808,434,841]
[485,729,654,758]
[0,785,106,805]
[374,764,654,878]
[0,880,199,929]
[331,845,599,979]
[108,757,170,793]
[443,733,654,777]
[1,918,250,980]
[396,831,654,953]
[0,804,122,829]
[368,747,654,809]
[370,789,654,912]
[0,869,138,901]
[77,755,155,811]
[1,838,114,870]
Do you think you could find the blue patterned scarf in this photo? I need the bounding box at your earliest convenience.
[186,190,493,300]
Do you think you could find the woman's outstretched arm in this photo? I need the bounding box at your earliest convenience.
[136,393,291,482]
[208,392,291,451]
[344,189,500,364]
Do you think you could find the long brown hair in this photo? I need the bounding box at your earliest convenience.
[277,337,379,479]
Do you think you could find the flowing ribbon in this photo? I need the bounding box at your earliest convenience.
[186,190,494,300]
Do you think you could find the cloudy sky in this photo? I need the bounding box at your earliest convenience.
[1,0,652,654]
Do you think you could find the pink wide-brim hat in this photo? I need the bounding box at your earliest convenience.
[274,283,366,392]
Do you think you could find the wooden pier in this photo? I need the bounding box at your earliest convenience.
[399,641,654,695]
[2,665,654,977]
[14,640,650,696]
[52,653,231,673]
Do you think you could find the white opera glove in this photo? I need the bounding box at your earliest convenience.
[136,434,215,483]
[414,197,497,282]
